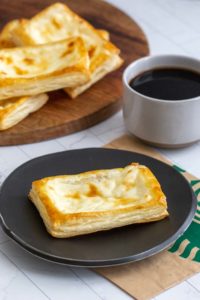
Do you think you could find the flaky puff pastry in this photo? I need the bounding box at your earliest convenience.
[0,20,20,48]
[2,3,123,98]
[29,163,169,238]
[0,19,109,48]
[0,94,48,130]
[0,37,90,101]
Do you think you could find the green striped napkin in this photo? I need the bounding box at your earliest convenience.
[169,166,200,262]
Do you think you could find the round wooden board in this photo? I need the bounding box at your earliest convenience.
[0,0,149,145]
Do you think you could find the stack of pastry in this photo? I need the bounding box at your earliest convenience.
[0,2,123,130]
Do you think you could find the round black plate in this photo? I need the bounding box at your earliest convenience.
[0,148,196,267]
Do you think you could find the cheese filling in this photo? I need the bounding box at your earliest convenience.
[45,166,153,213]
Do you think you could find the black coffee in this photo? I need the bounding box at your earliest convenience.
[129,68,200,100]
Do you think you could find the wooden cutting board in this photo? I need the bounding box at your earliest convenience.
[0,0,149,145]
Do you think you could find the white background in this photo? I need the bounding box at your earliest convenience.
[0,0,200,299]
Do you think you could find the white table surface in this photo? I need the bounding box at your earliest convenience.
[1,0,200,299]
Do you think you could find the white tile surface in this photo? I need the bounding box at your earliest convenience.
[56,130,102,149]
[0,146,29,186]
[18,140,65,159]
[188,273,200,292]
[0,146,27,169]
[89,111,124,136]
[0,251,48,300]
[145,30,188,56]
[160,141,200,178]
[0,0,200,299]
[0,242,102,300]
[154,282,200,300]
[71,268,132,300]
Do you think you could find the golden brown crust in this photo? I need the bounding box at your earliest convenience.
[11,3,113,46]
[0,19,21,48]
[0,94,48,130]
[29,163,168,238]
[65,54,123,98]
[96,30,110,41]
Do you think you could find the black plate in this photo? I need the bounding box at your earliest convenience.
[0,148,196,267]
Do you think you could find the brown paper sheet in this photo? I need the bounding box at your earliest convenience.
[95,134,200,300]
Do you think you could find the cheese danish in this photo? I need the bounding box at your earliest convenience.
[0,37,89,101]
[29,163,168,238]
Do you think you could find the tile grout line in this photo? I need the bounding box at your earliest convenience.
[17,145,32,159]
[54,139,67,150]
[92,135,108,144]
[186,280,200,294]
[61,133,88,149]
[87,130,109,146]
[155,0,200,35]
[135,14,192,55]
[89,125,125,137]
[69,267,104,300]
[0,246,52,300]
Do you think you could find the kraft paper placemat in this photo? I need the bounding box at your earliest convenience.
[95,134,200,300]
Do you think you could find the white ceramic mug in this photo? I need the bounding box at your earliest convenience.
[123,55,200,148]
